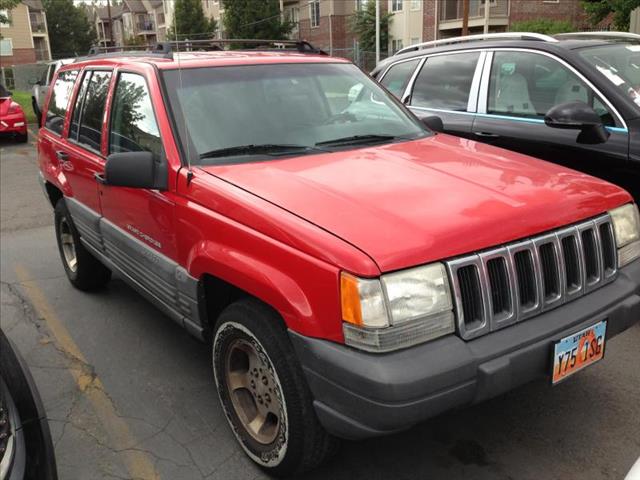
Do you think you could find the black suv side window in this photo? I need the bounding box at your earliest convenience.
[488,51,615,126]
[77,71,112,152]
[379,59,420,98]
[410,52,480,111]
[109,73,162,158]
[45,70,79,135]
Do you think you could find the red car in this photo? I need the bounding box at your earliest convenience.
[0,85,28,143]
[37,41,640,476]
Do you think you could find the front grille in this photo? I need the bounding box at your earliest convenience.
[447,215,617,340]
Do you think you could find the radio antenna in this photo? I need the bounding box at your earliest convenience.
[174,12,193,184]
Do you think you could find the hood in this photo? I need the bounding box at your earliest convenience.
[200,134,630,273]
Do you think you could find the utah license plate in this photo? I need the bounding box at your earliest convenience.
[552,320,607,384]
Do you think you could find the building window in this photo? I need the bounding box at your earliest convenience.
[356,0,368,10]
[391,0,403,12]
[0,38,12,56]
[391,38,403,54]
[411,0,421,10]
[0,9,11,27]
[411,37,420,45]
[310,0,320,27]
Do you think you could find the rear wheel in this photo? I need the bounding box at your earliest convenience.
[54,199,111,291]
[212,299,338,476]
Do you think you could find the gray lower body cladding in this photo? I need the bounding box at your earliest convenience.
[290,260,640,440]
[65,197,203,339]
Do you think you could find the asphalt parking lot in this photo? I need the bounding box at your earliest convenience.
[1,133,639,480]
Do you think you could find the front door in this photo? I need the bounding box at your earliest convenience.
[472,50,630,186]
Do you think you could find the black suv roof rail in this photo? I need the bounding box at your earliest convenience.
[82,39,326,61]
[554,31,640,42]
[395,32,557,56]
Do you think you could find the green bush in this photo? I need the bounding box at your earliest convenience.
[510,19,575,35]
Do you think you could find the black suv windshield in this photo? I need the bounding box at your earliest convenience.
[162,62,428,165]
[579,43,640,111]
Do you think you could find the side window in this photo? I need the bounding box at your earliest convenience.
[44,70,79,135]
[77,71,112,152]
[488,51,615,126]
[109,73,162,158]
[379,59,420,98]
[69,71,92,141]
[410,52,480,111]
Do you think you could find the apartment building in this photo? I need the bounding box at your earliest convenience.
[95,0,172,48]
[0,0,51,65]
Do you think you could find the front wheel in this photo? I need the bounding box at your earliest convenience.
[212,299,338,476]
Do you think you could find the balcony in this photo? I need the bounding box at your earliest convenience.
[136,15,155,33]
[440,0,509,23]
[35,47,49,61]
[29,12,47,34]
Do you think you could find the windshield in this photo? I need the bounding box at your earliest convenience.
[578,43,640,110]
[162,62,428,165]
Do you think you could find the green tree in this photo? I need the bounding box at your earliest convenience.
[0,0,20,32]
[168,0,217,39]
[350,0,393,54]
[510,19,575,34]
[221,0,292,44]
[582,0,640,31]
[43,0,97,57]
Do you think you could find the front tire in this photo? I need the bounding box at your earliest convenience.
[212,299,338,476]
[54,199,111,291]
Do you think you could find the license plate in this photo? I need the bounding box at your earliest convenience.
[552,320,607,384]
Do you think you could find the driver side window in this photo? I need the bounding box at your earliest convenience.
[488,51,615,126]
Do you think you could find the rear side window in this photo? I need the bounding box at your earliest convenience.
[45,70,79,135]
[379,59,420,98]
[77,71,112,152]
[109,73,162,158]
[410,52,480,111]
[69,71,92,141]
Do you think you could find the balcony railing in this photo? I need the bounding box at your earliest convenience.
[29,13,46,33]
[137,20,155,32]
[440,0,509,22]
[35,47,49,61]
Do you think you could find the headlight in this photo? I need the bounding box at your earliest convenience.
[609,203,640,267]
[340,263,454,352]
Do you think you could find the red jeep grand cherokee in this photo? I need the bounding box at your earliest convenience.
[37,42,640,476]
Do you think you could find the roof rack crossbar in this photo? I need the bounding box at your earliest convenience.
[395,32,557,56]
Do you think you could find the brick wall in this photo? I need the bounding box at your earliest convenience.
[1,48,37,66]
[508,0,591,29]
[423,0,437,41]
[298,14,355,53]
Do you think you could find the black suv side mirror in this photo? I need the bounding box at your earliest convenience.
[544,101,610,145]
[419,115,444,133]
[101,152,168,190]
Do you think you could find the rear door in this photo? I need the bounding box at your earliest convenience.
[405,50,484,138]
[472,49,629,180]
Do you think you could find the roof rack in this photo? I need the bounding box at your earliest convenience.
[394,32,557,56]
[83,39,326,61]
[554,31,640,42]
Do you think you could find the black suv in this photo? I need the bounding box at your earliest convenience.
[372,32,640,200]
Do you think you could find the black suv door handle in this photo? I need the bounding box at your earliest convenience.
[474,131,500,139]
[55,150,69,162]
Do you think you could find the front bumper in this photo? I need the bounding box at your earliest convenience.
[290,260,640,440]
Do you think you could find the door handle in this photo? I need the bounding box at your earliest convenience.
[55,150,69,162]
[473,131,501,139]
[94,173,106,184]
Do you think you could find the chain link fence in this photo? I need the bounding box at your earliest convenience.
[331,48,389,72]
[1,63,47,91]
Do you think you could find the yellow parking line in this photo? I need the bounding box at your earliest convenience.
[14,264,160,480]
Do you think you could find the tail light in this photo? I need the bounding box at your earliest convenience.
[8,102,21,114]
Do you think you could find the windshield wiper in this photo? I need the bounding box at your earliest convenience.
[315,134,400,147]
[199,144,324,160]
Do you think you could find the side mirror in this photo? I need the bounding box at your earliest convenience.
[102,151,167,190]
[544,101,610,144]
[420,115,444,133]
